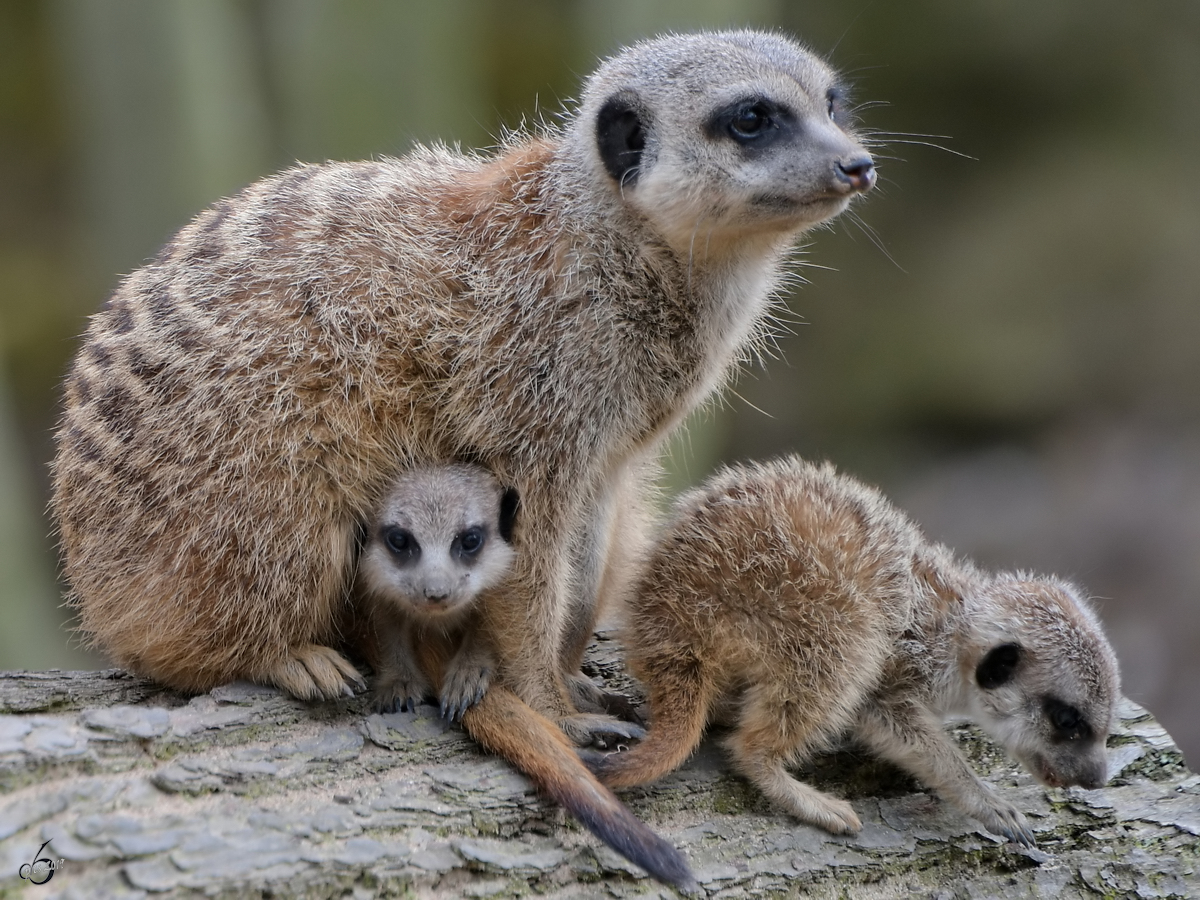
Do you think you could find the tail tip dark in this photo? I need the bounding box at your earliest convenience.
[669,867,701,896]
[615,830,698,895]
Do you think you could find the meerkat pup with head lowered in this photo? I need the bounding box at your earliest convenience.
[52,30,874,743]
[588,457,1120,846]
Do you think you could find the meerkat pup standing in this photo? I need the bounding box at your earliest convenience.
[354,464,694,892]
[588,457,1120,846]
[52,31,874,744]
[356,464,519,719]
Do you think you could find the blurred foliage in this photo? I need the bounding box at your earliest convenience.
[0,0,1197,755]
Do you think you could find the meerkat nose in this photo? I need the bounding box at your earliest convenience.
[1077,759,1107,790]
[836,157,876,193]
[424,587,450,602]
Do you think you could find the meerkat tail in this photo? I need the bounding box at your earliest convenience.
[584,663,712,790]
[460,686,697,893]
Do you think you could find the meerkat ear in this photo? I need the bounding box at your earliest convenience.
[498,487,520,543]
[976,642,1023,689]
[596,91,647,186]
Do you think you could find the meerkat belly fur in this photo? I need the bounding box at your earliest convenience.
[589,457,1119,846]
[356,464,519,719]
[52,30,874,742]
[354,464,694,891]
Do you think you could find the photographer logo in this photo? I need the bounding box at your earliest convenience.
[18,840,65,885]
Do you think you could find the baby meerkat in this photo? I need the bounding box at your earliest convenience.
[52,30,874,745]
[588,457,1120,846]
[354,464,694,892]
[356,464,518,719]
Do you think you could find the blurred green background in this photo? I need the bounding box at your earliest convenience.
[1,0,1197,766]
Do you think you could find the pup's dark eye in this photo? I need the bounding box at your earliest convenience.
[1044,698,1092,742]
[728,103,772,141]
[383,527,420,565]
[455,527,486,558]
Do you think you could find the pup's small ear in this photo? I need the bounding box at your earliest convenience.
[976,642,1022,689]
[498,487,520,543]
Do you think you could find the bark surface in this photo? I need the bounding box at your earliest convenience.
[1,633,1196,899]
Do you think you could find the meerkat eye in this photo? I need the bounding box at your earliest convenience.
[453,526,487,561]
[382,527,420,565]
[826,89,844,121]
[728,102,773,142]
[1044,698,1092,742]
[707,98,791,149]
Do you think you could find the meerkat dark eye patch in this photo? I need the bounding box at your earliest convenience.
[453,526,487,562]
[1043,697,1093,742]
[499,487,520,543]
[976,642,1022,689]
[596,93,647,186]
[707,97,795,149]
[383,527,420,566]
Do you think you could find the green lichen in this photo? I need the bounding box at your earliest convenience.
[1112,747,1188,783]
[711,776,759,816]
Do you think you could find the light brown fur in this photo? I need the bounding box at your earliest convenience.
[590,456,1121,846]
[51,31,874,743]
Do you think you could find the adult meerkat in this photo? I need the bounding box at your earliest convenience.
[356,464,519,719]
[355,465,693,892]
[52,30,875,742]
[588,457,1120,846]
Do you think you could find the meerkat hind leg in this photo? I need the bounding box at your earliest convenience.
[266,644,366,702]
[726,695,861,835]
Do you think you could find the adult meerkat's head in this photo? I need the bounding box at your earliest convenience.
[359,466,519,621]
[574,30,875,256]
[966,575,1120,791]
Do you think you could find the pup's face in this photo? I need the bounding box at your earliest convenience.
[359,467,517,620]
[968,578,1120,790]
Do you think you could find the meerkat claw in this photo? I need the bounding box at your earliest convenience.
[558,713,646,748]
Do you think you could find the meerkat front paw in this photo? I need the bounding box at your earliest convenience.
[557,712,646,749]
[267,644,366,701]
[440,648,493,722]
[372,659,433,714]
[806,795,862,835]
[973,795,1036,847]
